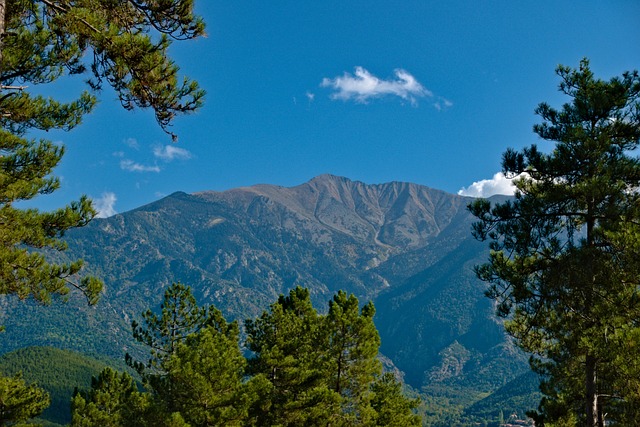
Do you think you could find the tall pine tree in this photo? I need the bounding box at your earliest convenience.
[469,59,640,427]
[127,283,231,414]
[1,2,204,422]
[245,287,340,426]
[0,0,204,306]
[322,291,381,425]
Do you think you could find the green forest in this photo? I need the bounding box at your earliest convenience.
[1,284,422,427]
[1,1,639,427]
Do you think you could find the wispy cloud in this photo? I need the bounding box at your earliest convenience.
[306,91,315,103]
[120,159,161,173]
[153,145,192,161]
[434,98,453,111]
[321,67,431,105]
[458,172,517,197]
[93,192,117,218]
[123,138,139,150]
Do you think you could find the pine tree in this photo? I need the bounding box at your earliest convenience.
[127,283,230,414]
[322,291,381,425]
[370,373,421,427]
[0,0,204,307]
[70,367,145,427]
[70,367,191,427]
[163,325,253,426]
[1,2,203,422]
[0,372,49,426]
[246,287,421,426]
[245,286,340,426]
[469,59,640,427]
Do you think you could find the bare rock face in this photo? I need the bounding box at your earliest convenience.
[0,175,528,396]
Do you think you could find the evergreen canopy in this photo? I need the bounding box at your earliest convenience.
[77,284,422,426]
[0,0,204,305]
[469,59,640,427]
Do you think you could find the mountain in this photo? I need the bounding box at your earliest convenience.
[0,175,535,418]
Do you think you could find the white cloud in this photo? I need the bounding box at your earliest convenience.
[321,67,431,105]
[93,192,117,218]
[306,91,315,103]
[124,138,139,150]
[120,159,161,173]
[458,172,518,197]
[153,145,192,161]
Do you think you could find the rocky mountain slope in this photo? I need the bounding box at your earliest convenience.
[0,175,532,408]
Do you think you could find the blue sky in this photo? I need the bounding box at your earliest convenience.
[29,1,640,217]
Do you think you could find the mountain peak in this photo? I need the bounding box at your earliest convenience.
[193,175,469,253]
[308,173,346,182]
[307,174,357,186]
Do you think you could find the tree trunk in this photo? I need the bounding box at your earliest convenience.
[584,210,602,427]
[585,354,599,427]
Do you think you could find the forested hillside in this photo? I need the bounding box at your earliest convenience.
[0,347,120,426]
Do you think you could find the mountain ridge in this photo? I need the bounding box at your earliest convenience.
[0,175,535,419]
[194,174,472,252]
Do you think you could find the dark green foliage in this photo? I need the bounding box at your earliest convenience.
[70,367,146,427]
[246,286,421,426]
[125,282,257,426]
[162,326,256,426]
[126,282,239,416]
[0,372,49,426]
[370,373,421,426]
[94,284,423,426]
[70,366,191,427]
[0,0,204,308]
[323,291,381,424]
[126,282,229,381]
[469,59,640,426]
[245,287,339,426]
[1,0,205,137]
[0,126,101,306]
